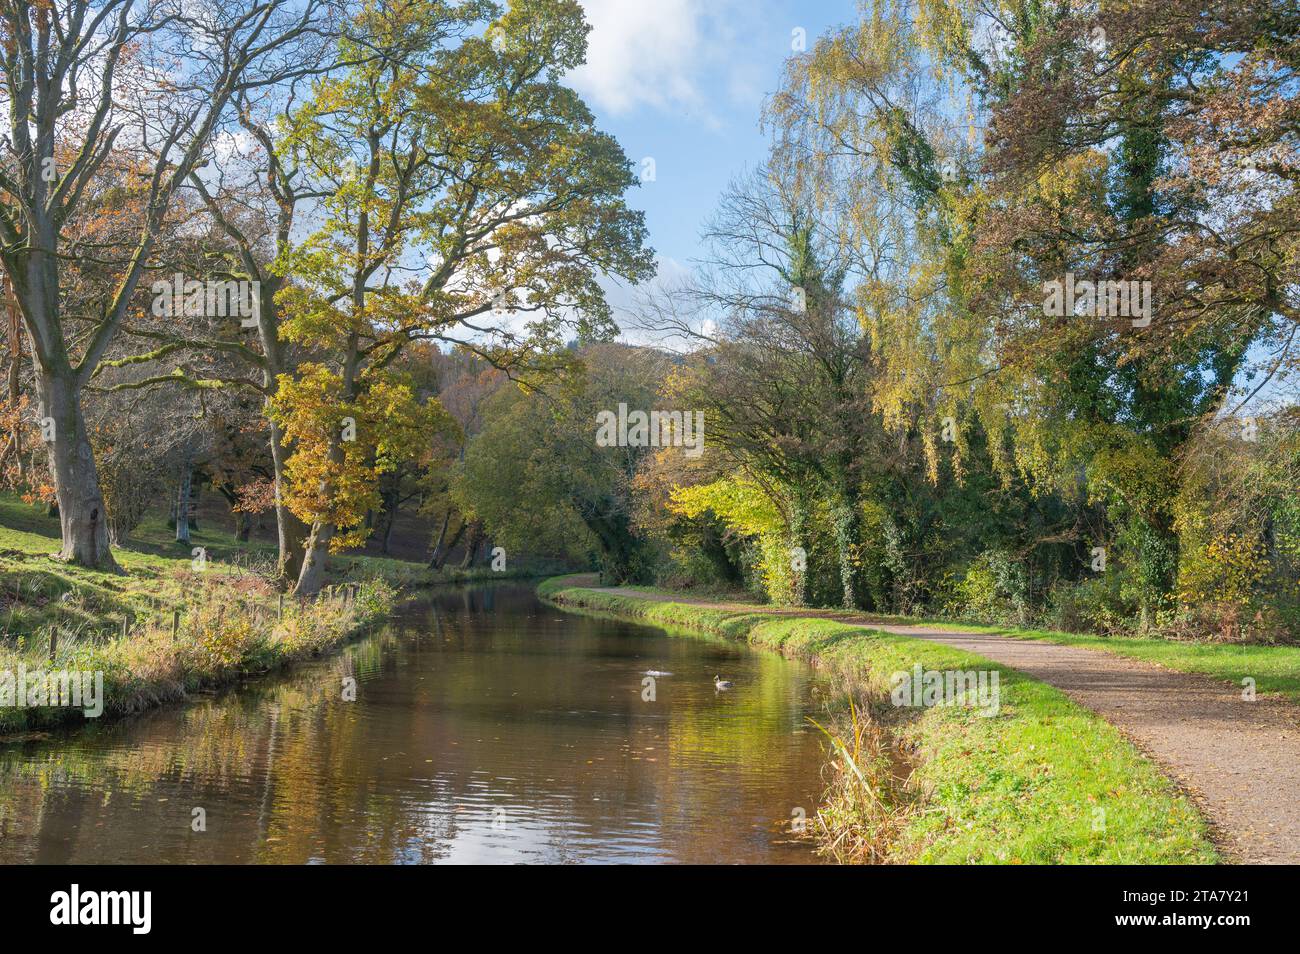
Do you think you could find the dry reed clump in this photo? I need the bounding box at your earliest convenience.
[181,603,267,673]
[808,680,918,864]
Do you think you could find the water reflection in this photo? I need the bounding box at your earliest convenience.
[0,584,826,864]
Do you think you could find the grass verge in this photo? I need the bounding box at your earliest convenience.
[836,610,1300,703]
[538,576,1219,865]
[981,626,1300,702]
[0,495,407,736]
[0,576,396,735]
[582,575,1300,704]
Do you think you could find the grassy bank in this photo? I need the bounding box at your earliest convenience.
[0,496,405,735]
[539,577,1218,864]
[0,496,559,641]
[0,576,395,734]
[813,613,1300,703]
[606,577,1300,703]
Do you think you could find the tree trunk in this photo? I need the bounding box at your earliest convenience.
[269,417,309,585]
[459,522,484,569]
[37,371,118,571]
[295,521,334,597]
[832,496,860,610]
[427,510,451,568]
[288,345,352,599]
[175,448,193,544]
[296,293,361,598]
[433,518,465,571]
[790,494,808,606]
[3,283,23,479]
[254,279,308,587]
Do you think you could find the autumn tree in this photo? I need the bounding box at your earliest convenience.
[637,167,876,607]
[123,84,333,581]
[929,0,1297,624]
[766,0,1298,626]
[271,0,652,594]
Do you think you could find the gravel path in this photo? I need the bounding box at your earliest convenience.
[599,586,1300,864]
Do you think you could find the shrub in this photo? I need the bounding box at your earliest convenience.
[955,550,1029,625]
[1045,575,1134,636]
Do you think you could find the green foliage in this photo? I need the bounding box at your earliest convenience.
[669,478,795,601]
[1043,576,1134,638]
[450,385,593,559]
[954,550,1029,626]
[452,344,667,583]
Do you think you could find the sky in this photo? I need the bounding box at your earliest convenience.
[564,0,852,330]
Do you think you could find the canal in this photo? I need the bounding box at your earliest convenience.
[0,582,828,863]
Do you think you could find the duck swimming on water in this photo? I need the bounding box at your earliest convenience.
[713,675,733,690]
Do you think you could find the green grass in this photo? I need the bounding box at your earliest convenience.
[1,496,230,642]
[539,576,1219,865]
[979,626,1300,702]
[840,609,1300,703]
[0,494,413,735]
[0,495,551,642]
[583,575,1300,704]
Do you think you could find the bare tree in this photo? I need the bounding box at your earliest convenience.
[0,0,336,568]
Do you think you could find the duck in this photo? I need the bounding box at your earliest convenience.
[713,675,733,690]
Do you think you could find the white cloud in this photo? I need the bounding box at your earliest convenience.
[570,0,709,115]
[211,129,257,165]
[570,0,774,120]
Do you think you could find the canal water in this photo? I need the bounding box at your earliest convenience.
[0,583,828,863]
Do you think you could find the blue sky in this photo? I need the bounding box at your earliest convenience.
[565,0,852,315]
